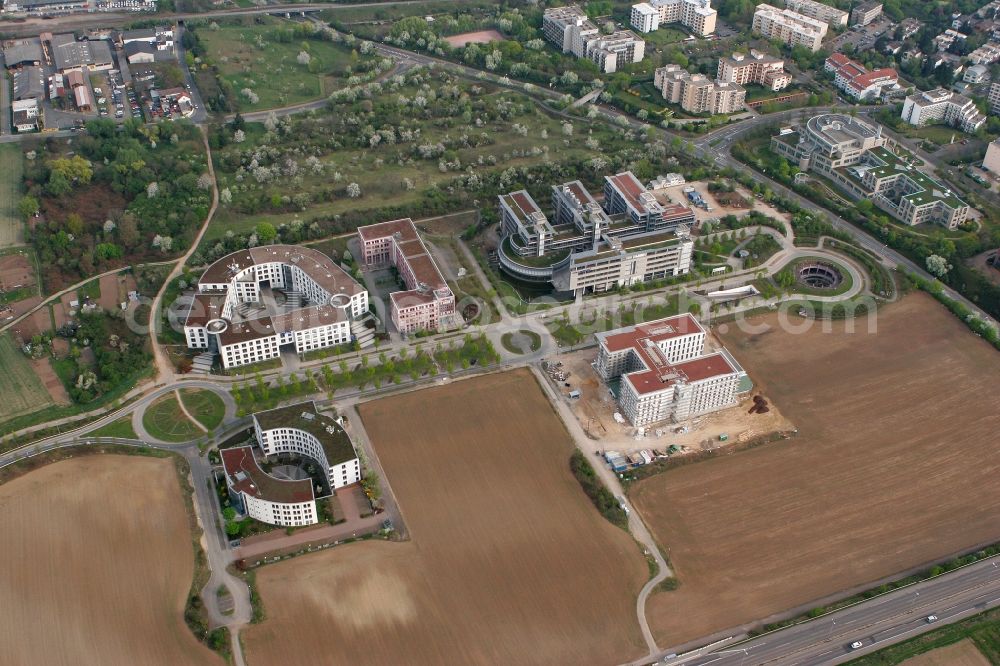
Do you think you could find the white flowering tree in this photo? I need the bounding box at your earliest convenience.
[296,50,311,66]
[233,129,246,143]
[220,187,232,205]
[346,182,361,198]
[147,181,159,198]
[926,254,952,277]
[197,172,213,190]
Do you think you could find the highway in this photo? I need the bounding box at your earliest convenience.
[665,556,1000,666]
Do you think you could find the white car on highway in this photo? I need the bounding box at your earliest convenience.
[850,641,864,649]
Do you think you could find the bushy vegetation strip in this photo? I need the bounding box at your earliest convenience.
[569,450,628,530]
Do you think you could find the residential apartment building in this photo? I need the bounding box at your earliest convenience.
[357,218,455,334]
[497,173,696,295]
[982,138,1000,174]
[771,113,970,228]
[543,5,644,72]
[631,0,717,36]
[901,88,986,134]
[222,401,363,528]
[752,4,828,52]
[585,30,646,73]
[717,50,791,91]
[964,64,990,83]
[785,0,848,26]
[825,53,898,100]
[184,245,369,369]
[850,1,882,26]
[595,315,746,426]
[968,41,1000,65]
[989,81,1000,114]
[655,64,747,113]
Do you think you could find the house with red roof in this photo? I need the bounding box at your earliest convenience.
[825,53,898,101]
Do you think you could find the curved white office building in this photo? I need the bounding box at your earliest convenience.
[184,245,369,369]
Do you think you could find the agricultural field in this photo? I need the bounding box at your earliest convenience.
[631,293,1000,647]
[191,18,386,112]
[0,455,222,666]
[899,639,992,666]
[0,144,24,247]
[201,66,633,251]
[243,369,648,665]
[0,332,55,425]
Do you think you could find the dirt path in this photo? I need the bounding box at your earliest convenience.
[148,128,219,383]
[175,389,207,433]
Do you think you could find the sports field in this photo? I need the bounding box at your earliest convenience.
[243,369,648,665]
[0,455,223,665]
[632,294,1000,647]
[0,145,23,247]
[0,332,54,424]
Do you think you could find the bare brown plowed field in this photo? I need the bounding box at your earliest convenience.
[0,455,223,666]
[243,369,648,666]
[634,294,1000,647]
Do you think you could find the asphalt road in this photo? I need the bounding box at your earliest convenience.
[666,556,1000,666]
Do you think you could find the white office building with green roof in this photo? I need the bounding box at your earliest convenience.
[771,113,970,229]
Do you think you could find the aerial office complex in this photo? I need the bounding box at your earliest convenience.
[717,50,791,91]
[752,4,829,52]
[357,218,456,334]
[595,315,746,426]
[542,5,646,73]
[771,113,970,228]
[655,64,747,114]
[630,0,717,37]
[184,246,369,369]
[784,0,848,26]
[498,172,695,295]
[824,53,899,101]
[900,88,986,134]
[221,401,362,527]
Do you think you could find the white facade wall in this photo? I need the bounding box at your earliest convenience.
[185,325,208,349]
[219,335,280,369]
[241,493,318,527]
[256,424,361,490]
[292,321,353,354]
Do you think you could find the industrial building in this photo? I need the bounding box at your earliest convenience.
[595,315,747,426]
[784,0,848,26]
[824,53,898,101]
[900,88,986,134]
[542,5,646,73]
[717,50,791,91]
[655,64,747,114]
[771,113,970,229]
[356,218,456,334]
[630,0,717,37]
[222,401,362,528]
[497,172,695,295]
[752,4,828,52]
[184,245,370,370]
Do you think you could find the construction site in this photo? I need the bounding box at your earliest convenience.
[543,346,794,461]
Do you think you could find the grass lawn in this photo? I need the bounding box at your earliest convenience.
[909,124,964,146]
[178,388,226,431]
[0,144,24,248]
[639,26,690,49]
[0,333,54,425]
[851,606,1000,664]
[197,18,380,112]
[77,278,101,301]
[87,416,138,439]
[142,393,204,442]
